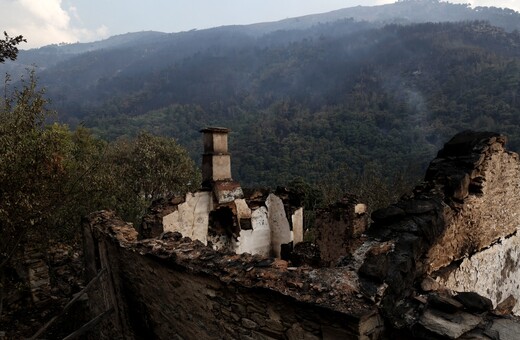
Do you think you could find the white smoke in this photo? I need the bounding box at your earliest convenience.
[0,0,109,49]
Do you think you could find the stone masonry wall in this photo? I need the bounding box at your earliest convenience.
[424,132,520,314]
[314,195,368,266]
[84,211,383,340]
[17,246,51,306]
[426,135,520,272]
[106,245,375,340]
[358,131,520,334]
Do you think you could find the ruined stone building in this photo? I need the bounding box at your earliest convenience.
[84,130,520,339]
[139,127,304,258]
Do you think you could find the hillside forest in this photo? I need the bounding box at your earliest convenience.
[2,0,520,242]
[44,20,520,206]
[0,2,517,192]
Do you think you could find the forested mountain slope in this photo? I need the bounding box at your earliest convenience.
[1,0,520,195]
[80,21,520,190]
[248,0,520,33]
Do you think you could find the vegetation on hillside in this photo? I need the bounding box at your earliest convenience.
[63,22,520,203]
[3,2,520,216]
[0,32,198,257]
[0,74,200,337]
[0,32,25,63]
[0,71,199,276]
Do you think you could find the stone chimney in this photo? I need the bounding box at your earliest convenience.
[200,127,232,188]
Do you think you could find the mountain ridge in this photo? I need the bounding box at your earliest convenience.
[4,0,520,76]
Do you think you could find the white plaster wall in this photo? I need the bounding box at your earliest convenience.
[162,192,211,245]
[235,206,271,257]
[292,208,304,245]
[436,232,520,315]
[161,192,301,258]
[266,194,292,258]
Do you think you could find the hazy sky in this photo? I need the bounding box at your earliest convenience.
[1,0,520,49]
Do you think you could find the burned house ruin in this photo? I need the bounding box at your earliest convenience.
[139,127,304,258]
[83,130,520,339]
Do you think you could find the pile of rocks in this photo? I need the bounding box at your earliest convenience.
[412,289,519,339]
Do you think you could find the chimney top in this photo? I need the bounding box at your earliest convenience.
[200,127,230,133]
[200,126,232,187]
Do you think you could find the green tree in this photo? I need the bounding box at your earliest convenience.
[0,76,202,259]
[43,125,109,238]
[0,73,63,267]
[103,132,201,224]
[0,33,201,323]
[0,74,201,320]
[0,31,25,63]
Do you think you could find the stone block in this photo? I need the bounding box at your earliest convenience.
[371,205,406,223]
[250,312,267,327]
[486,319,520,340]
[493,295,517,316]
[251,331,279,340]
[213,181,244,204]
[419,309,482,339]
[264,319,285,333]
[455,292,493,313]
[286,324,320,340]
[427,293,464,313]
[322,325,356,340]
[241,318,258,330]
